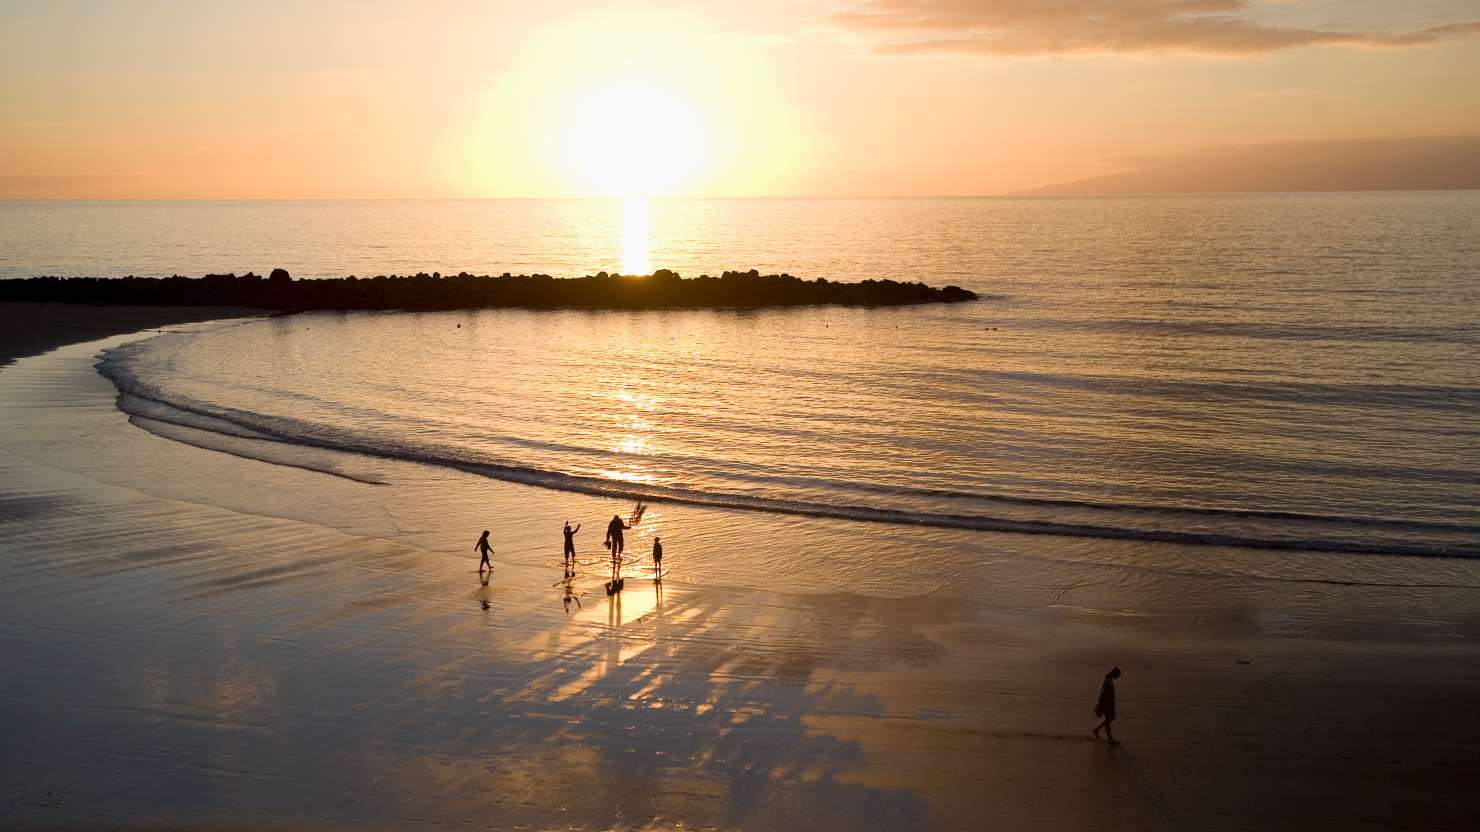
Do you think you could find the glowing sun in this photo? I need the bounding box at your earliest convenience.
[565,80,704,197]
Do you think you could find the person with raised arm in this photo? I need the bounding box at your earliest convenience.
[562,521,580,563]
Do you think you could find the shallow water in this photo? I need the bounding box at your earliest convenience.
[18,193,1468,590]
[6,287,1480,832]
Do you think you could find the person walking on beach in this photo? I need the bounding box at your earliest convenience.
[604,513,630,586]
[474,530,494,573]
[652,537,663,579]
[604,514,629,558]
[1092,666,1122,744]
[562,521,580,563]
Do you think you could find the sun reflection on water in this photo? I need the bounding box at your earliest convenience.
[594,468,656,484]
[611,387,657,458]
[613,436,649,455]
[616,388,657,410]
[621,196,650,275]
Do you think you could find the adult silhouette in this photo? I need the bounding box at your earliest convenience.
[604,514,631,588]
[1092,667,1122,744]
[604,514,630,557]
[474,530,494,573]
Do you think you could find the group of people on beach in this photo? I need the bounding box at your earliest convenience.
[475,503,663,587]
[482,521,1125,744]
[563,509,661,585]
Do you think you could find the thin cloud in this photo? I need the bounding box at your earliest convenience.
[828,1,1480,57]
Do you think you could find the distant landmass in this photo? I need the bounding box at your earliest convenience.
[0,269,978,311]
[1018,135,1480,195]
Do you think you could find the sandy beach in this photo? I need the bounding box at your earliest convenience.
[0,303,260,368]
[3,306,1480,831]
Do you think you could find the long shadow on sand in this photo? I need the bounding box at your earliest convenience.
[347,584,939,829]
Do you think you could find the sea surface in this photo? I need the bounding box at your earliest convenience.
[8,194,1480,587]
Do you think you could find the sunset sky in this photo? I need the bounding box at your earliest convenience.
[3,0,1479,198]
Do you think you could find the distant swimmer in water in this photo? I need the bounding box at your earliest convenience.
[652,537,663,579]
[1091,666,1122,745]
[474,530,494,573]
[562,521,581,563]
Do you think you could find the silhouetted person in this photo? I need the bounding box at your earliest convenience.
[652,537,663,579]
[562,521,581,562]
[604,514,629,557]
[474,530,494,573]
[1092,667,1122,744]
[604,514,631,586]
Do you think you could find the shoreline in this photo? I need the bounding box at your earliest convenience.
[0,302,260,368]
[3,311,1480,829]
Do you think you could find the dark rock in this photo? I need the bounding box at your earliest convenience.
[1,269,980,311]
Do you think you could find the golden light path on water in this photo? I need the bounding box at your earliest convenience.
[621,196,651,275]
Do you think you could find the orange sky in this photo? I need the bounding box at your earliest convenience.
[2,0,1479,198]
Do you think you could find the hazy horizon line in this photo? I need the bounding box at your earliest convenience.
[4,189,1480,204]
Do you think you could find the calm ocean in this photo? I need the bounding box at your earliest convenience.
[7,195,1480,582]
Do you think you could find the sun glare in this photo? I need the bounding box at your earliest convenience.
[566,81,703,197]
[621,196,651,274]
[449,13,814,199]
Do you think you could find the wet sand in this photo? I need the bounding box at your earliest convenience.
[3,311,1480,830]
[0,302,260,368]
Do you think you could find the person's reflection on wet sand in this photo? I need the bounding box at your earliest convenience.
[477,568,491,610]
[562,562,581,614]
[607,588,622,627]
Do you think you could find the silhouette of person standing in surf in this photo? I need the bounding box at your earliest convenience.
[605,514,630,586]
[562,521,580,563]
[474,530,494,573]
[652,537,663,579]
[604,514,629,558]
[1092,666,1122,745]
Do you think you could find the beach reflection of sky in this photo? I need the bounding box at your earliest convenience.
[9,340,1480,829]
